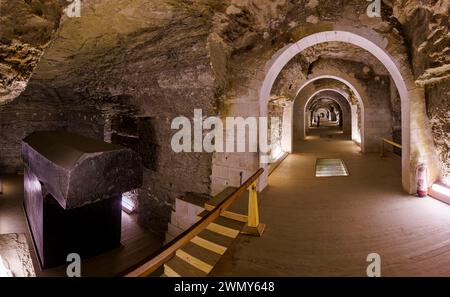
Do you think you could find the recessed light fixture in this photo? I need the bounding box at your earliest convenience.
[122,194,136,214]
[430,183,450,205]
[315,158,349,177]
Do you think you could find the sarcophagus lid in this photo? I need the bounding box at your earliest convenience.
[22,131,143,209]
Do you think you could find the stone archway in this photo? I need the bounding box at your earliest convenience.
[288,75,369,152]
[259,30,439,194]
[284,87,355,150]
[302,90,352,140]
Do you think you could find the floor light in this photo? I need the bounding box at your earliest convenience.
[430,183,450,205]
[121,193,137,214]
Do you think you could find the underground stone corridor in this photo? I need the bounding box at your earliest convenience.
[0,0,449,283]
[212,132,450,276]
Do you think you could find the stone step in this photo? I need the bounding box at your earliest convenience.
[197,210,245,238]
[176,242,222,274]
[204,187,248,223]
[165,195,207,246]
[164,255,207,277]
[162,191,247,278]
[191,229,234,255]
[170,211,197,230]
[175,194,207,217]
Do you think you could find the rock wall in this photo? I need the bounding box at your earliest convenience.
[0,0,64,104]
[1,0,449,235]
[393,0,450,185]
[1,0,221,237]
[426,79,450,185]
[0,83,67,173]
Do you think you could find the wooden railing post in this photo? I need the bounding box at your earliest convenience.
[241,181,265,237]
[380,138,402,158]
[122,168,264,277]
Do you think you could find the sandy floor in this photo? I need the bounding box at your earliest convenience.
[211,133,450,276]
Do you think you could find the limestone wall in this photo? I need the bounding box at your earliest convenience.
[426,80,450,185]
[393,0,450,186]
[0,84,67,173]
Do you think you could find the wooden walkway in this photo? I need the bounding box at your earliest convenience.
[211,134,450,276]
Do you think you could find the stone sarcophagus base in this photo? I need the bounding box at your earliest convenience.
[22,131,142,269]
[24,167,122,268]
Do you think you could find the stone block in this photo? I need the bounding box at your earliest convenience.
[24,167,122,268]
[22,131,143,209]
[22,131,143,268]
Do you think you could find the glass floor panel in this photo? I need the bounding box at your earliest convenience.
[315,158,349,177]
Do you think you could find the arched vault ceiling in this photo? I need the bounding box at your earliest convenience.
[306,90,349,110]
[1,0,447,105]
[270,41,394,100]
[301,42,390,76]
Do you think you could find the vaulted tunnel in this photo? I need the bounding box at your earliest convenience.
[0,0,449,277]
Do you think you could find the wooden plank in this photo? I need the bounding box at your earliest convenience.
[164,255,207,277]
[164,262,181,277]
[176,242,221,273]
[197,211,245,238]
[205,187,248,222]
[123,168,264,277]
[191,229,234,255]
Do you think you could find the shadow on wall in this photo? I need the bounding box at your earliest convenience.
[110,115,159,171]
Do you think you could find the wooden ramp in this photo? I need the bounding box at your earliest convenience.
[123,169,264,277]
[162,187,248,277]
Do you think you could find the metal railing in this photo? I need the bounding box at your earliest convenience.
[380,138,402,157]
[121,168,265,277]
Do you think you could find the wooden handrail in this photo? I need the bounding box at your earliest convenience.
[380,138,402,157]
[268,152,289,176]
[121,168,264,277]
[381,138,402,149]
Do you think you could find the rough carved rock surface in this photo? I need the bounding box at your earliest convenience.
[392,0,450,185]
[0,0,449,233]
[0,0,64,104]
[0,233,35,277]
[22,131,142,209]
[426,78,450,185]
[393,0,450,84]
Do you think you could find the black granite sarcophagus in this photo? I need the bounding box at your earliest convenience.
[22,131,142,268]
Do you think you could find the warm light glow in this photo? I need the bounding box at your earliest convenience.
[442,176,450,188]
[316,158,349,177]
[271,146,284,162]
[121,194,136,214]
[432,183,450,198]
[0,255,13,277]
[353,130,361,145]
